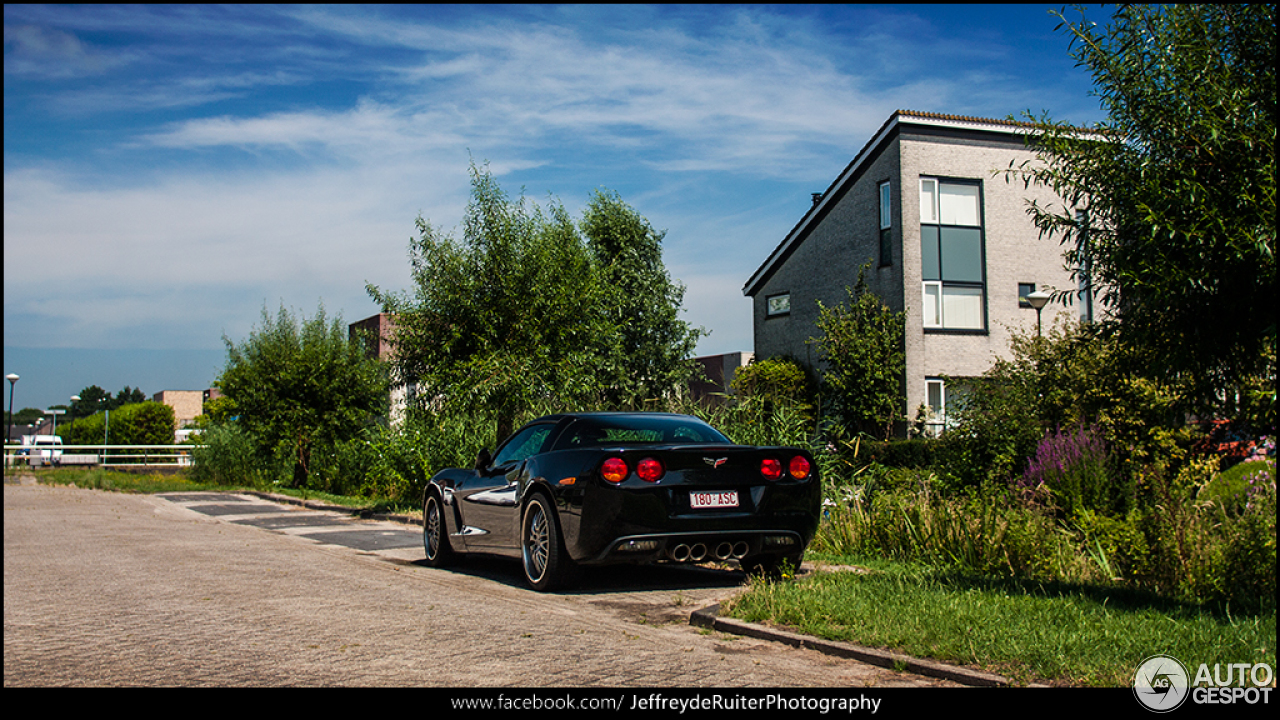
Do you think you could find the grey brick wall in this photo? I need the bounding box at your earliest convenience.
[749,116,1079,432]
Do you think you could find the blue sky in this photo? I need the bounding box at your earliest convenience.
[4,4,1107,412]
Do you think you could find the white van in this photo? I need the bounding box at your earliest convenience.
[21,435,63,463]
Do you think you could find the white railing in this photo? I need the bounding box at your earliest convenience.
[3,444,206,469]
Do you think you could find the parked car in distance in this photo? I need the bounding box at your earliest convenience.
[21,435,63,465]
[422,412,821,591]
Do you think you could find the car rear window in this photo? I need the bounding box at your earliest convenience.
[559,416,730,447]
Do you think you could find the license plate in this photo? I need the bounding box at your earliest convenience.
[690,490,739,509]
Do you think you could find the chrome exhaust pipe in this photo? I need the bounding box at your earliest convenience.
[732,541,750,559]
[689,543,707,562]
[669,544,691,562]
[715,542,733,560]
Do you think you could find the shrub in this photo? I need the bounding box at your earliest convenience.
[1210,461,1276,612]
[731,356,816,410]
[190,423,280,487]
[859,438,938,469]
[1018,425,1123,517]
[810,262,906,440]
[66,402,176,446]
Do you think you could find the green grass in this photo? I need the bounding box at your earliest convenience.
[725,553,1276,686]
[12,466,419,516]
[20,466,236,494]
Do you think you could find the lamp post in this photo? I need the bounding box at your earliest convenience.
[1026,290,1052,337]
[46,408,65,438]
[43,408,65,465]
[69,394,80,431]
[5,373,17,455]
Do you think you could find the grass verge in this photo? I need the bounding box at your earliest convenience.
[11,467,418,516]
[724,553,1276,686]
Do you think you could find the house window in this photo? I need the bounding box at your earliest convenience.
[878,181,892,266]
[766,293,791,317]
[924,377,968,437]
[920,178,985,330]
[1018,283,1036,308]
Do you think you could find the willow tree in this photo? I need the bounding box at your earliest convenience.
[1013,5,1275,423]
[218,305,388,487]
[370,165,703,441]
[369,165,607,442]
[581,190,702,408]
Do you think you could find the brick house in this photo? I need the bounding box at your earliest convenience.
[744,111,1087,434]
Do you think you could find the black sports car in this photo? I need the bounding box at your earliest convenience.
[422,412,821,591]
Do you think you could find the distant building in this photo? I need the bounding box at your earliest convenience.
[348,312,399,361]
[349,313,410,425]
[152,390,203,428]
[690,352,754,405]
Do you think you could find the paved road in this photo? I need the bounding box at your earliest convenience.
[4,479,960,688]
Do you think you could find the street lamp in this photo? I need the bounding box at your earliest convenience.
[1026,290,1052,337]
[5,373,18,450]
[69,395,81,439]
[45,408,65,438]
[43,408,65,465]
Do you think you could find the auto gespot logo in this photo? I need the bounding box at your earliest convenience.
[1133,654,1274,712]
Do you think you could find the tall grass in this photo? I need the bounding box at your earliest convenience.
[814,483,1094,583]
[813,456,1276,613]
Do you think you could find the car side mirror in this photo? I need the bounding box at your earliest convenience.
[474,449,492,472]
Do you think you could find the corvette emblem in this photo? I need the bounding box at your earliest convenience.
[704,457,728,469]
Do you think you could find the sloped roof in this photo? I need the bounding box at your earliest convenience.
[742,110,1038,297]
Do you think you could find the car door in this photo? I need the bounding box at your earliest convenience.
[456,423,554,551]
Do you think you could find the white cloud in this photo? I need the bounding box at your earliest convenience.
[5,4,1102,362]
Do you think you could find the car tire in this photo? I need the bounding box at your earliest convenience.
[423,492,455,567]
[521,492,577,592]
[742,551,803,579]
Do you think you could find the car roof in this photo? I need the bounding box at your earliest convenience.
[527,411,700,424]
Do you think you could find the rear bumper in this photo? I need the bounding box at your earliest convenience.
[584,528,806,565]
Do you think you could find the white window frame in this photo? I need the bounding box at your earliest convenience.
[920,177,986,331]
[924,377,968,437]
[766,292,791,317]
[924,378,947,437]
[922,281,942,328]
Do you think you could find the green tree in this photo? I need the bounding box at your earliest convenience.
[115,386,146,407]
[68,385,149,421]
[810,263,906,440]
[68,385,111,421]
[731,356,816,409]
[369,164,603,441]
[1013,4,1276,421]
[370,164,699,440]
[6,407,43,429]
[581,190,702,407]
[66,401,175,446]
[217,304,389,488]
[111,402,175,445]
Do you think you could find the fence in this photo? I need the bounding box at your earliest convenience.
[4,444,205,469]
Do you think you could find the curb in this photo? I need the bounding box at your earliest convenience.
[690,603,1012,688]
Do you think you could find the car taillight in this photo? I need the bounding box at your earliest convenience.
[760,458,783,481]
[601,457,628,483]
[636,457,664,483]
[788,455,811,480]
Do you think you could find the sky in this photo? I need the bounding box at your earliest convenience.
[3,4,1107,413]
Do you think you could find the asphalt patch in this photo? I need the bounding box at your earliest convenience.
[160,493,251,504]
[185,503,290,517]
[297,528,421,551]
[232,514,351,529]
